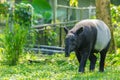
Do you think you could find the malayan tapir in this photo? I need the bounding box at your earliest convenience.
[64,19,111,72]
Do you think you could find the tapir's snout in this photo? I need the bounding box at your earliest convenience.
[64,45,73,57]
[65,49,70,57]
[65,53,70,57]
[64,39,72,57]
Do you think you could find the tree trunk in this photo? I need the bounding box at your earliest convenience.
[96,0,116,53]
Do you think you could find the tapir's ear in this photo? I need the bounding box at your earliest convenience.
[76,27,83,35]
[64,27,69,34]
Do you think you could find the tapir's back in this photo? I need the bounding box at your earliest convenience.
[73,19,111,51]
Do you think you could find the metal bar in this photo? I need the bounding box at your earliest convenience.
[30,48,64,53]
[57,5,96,10]
[34,45,64,50]
[33,20,79,29]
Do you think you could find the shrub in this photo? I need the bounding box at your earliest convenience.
[114,27,120,48]
[3,24,29,65]
[111,4,120,48]
[14,3,33,27]
[0,2,9,15]
[1,3,34,65]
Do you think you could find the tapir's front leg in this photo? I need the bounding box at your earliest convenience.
[79,48,91,72]
[75,50,81,63]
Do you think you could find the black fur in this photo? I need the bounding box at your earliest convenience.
[64,20,111,72]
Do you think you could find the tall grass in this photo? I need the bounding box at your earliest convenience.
[3,23,29,65]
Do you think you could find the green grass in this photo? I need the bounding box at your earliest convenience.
[0,53,120,80]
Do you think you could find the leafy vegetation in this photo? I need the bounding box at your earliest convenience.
[14,3,33,26]
[0,1,120,80]
[0,3,34,65]
[22,0,52,24]
[111,4,120,48]
[2,24,29,65]
[70,0,78,7]
[43,26,58,45]
[0,52,120,79]
[0,2,9,15]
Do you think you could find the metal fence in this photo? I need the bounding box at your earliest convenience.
[33,0,96,47]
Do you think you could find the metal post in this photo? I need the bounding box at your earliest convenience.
[8,0,14,32]
[66,0,69,21]
[59,25,62,47]
[44,26,47,45]
[53,0,57,24]
[80,9,83,20]
[89,5,92,19]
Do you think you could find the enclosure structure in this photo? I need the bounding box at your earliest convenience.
[0,0,96,53]
[33,0,96,47]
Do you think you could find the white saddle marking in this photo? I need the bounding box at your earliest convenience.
[80,19,111,51]
[92,20,111,51]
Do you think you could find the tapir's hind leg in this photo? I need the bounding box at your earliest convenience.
[99,42,110,72]
[89,53,97,71]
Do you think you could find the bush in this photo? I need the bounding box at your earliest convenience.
[114,27,120,48]
[111,4,120,48]
[3,24,29,65]
[1,3,34,65]
[0,2,9,15]
[14,3,33,27]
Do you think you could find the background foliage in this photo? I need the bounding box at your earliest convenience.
[69,0,78,7]
[0,2,9,15]
[0,2,34,65]
[22,0,52,24]
[111,4,120,48]
[15,3,33,26]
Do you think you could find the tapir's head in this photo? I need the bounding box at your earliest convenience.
[64,27,83,57]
